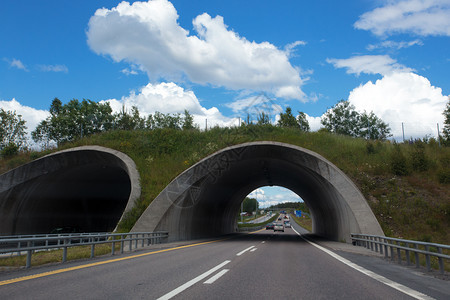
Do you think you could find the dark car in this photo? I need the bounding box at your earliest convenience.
[265,223,274,230]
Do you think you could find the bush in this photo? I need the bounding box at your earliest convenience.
[410,142,429,172]
[390,144,410,175]
[0,143,19,158]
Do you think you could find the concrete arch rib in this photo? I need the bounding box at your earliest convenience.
[132,141,384,242]
[0,146,140,235]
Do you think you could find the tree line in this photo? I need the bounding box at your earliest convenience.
[1,97,450,157]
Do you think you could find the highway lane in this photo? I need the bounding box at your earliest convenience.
[0,227,448,299]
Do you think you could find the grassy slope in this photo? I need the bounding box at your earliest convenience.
[2,126,449,244]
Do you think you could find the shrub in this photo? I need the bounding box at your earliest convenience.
[410,141,429,172]
[0,143,19,158]
[390,144,409,175]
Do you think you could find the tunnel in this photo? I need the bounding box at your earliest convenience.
[0,146,140,235]
[131,141,384,242]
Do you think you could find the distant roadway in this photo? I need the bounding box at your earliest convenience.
[0,221,448,299]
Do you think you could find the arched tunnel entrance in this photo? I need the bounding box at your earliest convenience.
[0,146,140,235]
[132,141,384,242]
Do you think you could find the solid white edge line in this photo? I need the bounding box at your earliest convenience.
[291,227,434,300]
[157,260,231,300]
[236,245,255,256]
[203,269,229,284]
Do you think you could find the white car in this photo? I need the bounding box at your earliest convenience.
[284,222,291,228]
[273,223,284,232]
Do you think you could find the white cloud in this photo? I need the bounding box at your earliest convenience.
[101,82,236,129]
[367,39,423,51]
[87,0,305,100]
[355,0,450,37]
[121,68,138,75]
[38,64,69,73]
[249,187,302,208]
[327,55,413,76]
[5,58,28,71]
[0,98,49,138]
[347,72,448,140]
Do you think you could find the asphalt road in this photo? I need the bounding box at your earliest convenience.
[0,224,448,299]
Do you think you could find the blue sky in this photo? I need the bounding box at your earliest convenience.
[1,0,449,206]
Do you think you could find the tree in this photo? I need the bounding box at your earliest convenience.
[277,107,297,127]
[0,108,27,153]
[321,100,391,140]
[115,105,145,131]
[297,112,310,132]
[182,110,195,130]
[359,111,391,140]
[443,98,450,145]
[32,98,114,146]
[256,112,271,125]
[242,197,259,213]
[321,100,360,136]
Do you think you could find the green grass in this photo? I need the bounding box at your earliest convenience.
[1,126,449,245]
[0,244,118,268]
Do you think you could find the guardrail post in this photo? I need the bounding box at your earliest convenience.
[141,234,145,248]
[91,237,95,259]
[26,240,32,269]
[397,241,402,264]
[120,235,124,254]
[129,234,132,252]
[112,240,115,256]
[390,241,395,261]
[405,242,410,266]
[425,245,431,271]
[135,234,138,249]
[437,247,444,275]
[62,239,68,263]
[414,244,420,268]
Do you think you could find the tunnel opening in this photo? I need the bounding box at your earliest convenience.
[237,186,310,229]
[0,146,139,235]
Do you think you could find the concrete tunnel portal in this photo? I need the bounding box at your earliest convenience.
[0,146,140,235]
[0,142,384,242]
[131,141,384,242]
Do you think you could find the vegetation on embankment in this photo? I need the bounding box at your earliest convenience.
[1,125,449,245]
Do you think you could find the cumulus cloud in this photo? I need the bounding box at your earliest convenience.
[0,98,49,137]
[101,82,236,129]
[87,0,305,100]
[327,55,413,76]
[355,0,450,37]
[347,72,448,140]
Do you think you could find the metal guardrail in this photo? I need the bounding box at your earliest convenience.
[0,231,169,268]
[351,233,450,274]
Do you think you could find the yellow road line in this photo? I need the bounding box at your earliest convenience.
[0,238,228,286]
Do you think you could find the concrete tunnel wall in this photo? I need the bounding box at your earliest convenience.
[131,141,384,242]
[0,146,140,235]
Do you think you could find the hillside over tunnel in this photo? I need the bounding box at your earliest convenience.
[0,142,383,242]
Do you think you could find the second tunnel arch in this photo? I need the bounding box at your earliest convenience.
[132,141,384,242]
